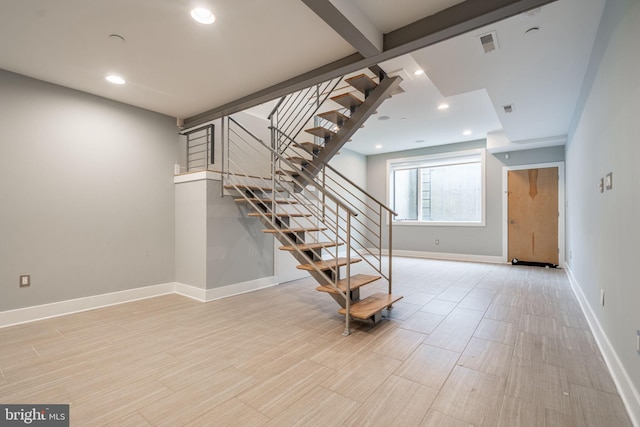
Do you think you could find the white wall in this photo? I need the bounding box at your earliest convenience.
[0,70,178,311]
[565,0,640,422]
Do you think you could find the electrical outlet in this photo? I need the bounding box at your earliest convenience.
[435,239,440,245]
[636,330,640,354]
[20,275,30,287]
[600,289,605,306]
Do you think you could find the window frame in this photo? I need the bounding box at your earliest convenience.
[386,149,486,227]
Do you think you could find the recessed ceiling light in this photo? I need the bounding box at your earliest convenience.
[525,26,540,35]
[191,7,216,24]
[375,144,382,149]
[105,75,125,85]
[378,115,390,121]
[462,130,472,136]
[414,69,424,76]
[437,103,450,110]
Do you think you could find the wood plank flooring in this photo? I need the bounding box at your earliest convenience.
[0,258,633,426]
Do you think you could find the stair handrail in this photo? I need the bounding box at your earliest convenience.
[267,95,286,121]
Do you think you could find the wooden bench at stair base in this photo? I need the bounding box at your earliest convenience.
[338,292,403,322]
[316,274,380,295]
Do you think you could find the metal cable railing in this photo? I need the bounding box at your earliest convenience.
[182,124,215,172]
[218,69,396,335]
[223,117,358,335]
[271,125,396,290]
[269,77,343,154]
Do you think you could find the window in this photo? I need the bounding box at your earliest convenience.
[388,149,485,225]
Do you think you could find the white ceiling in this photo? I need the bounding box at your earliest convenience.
[0,0,606,156]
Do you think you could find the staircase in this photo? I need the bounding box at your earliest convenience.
[220,70,402,335]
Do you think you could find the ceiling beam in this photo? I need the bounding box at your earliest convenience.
[182,0,557,129]
[302,0,383,58]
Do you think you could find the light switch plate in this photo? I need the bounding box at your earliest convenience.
[606,172,613,190]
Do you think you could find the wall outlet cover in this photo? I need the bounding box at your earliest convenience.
[20,275,30,287]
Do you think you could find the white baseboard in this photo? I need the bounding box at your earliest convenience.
[565,267,640,427]
[0,276,280,329]
[380,249,504,264]
[0,283,175,329]
[205,276,279,301]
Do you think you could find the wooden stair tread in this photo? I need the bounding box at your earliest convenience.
[317,110,349,125]
[248,212,311,218]
[234,198,297,204]
[345,74,378,95]
[304,126,335,139]
[279,242,343,251]
[294,142,322,154]
[286,156,310,165]
[331,92,363,109]
[296,257,362,271]
[224,184,281,192]
[263,227,327,234]
[316,274,381,294]
[338,293,403,320]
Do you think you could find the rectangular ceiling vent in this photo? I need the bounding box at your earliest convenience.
[478,31,499,54]
[503,104,515,113]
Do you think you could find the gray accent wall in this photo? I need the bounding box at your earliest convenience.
[206,179,274,288]
[366,141,564,256]
[174,178,276,290]
[0,70,177,311]
[565,0,640,407]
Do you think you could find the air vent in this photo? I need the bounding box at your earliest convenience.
[503,104,515,113]
[478,31,499,54]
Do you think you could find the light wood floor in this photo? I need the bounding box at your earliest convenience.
[0,258,633,426]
